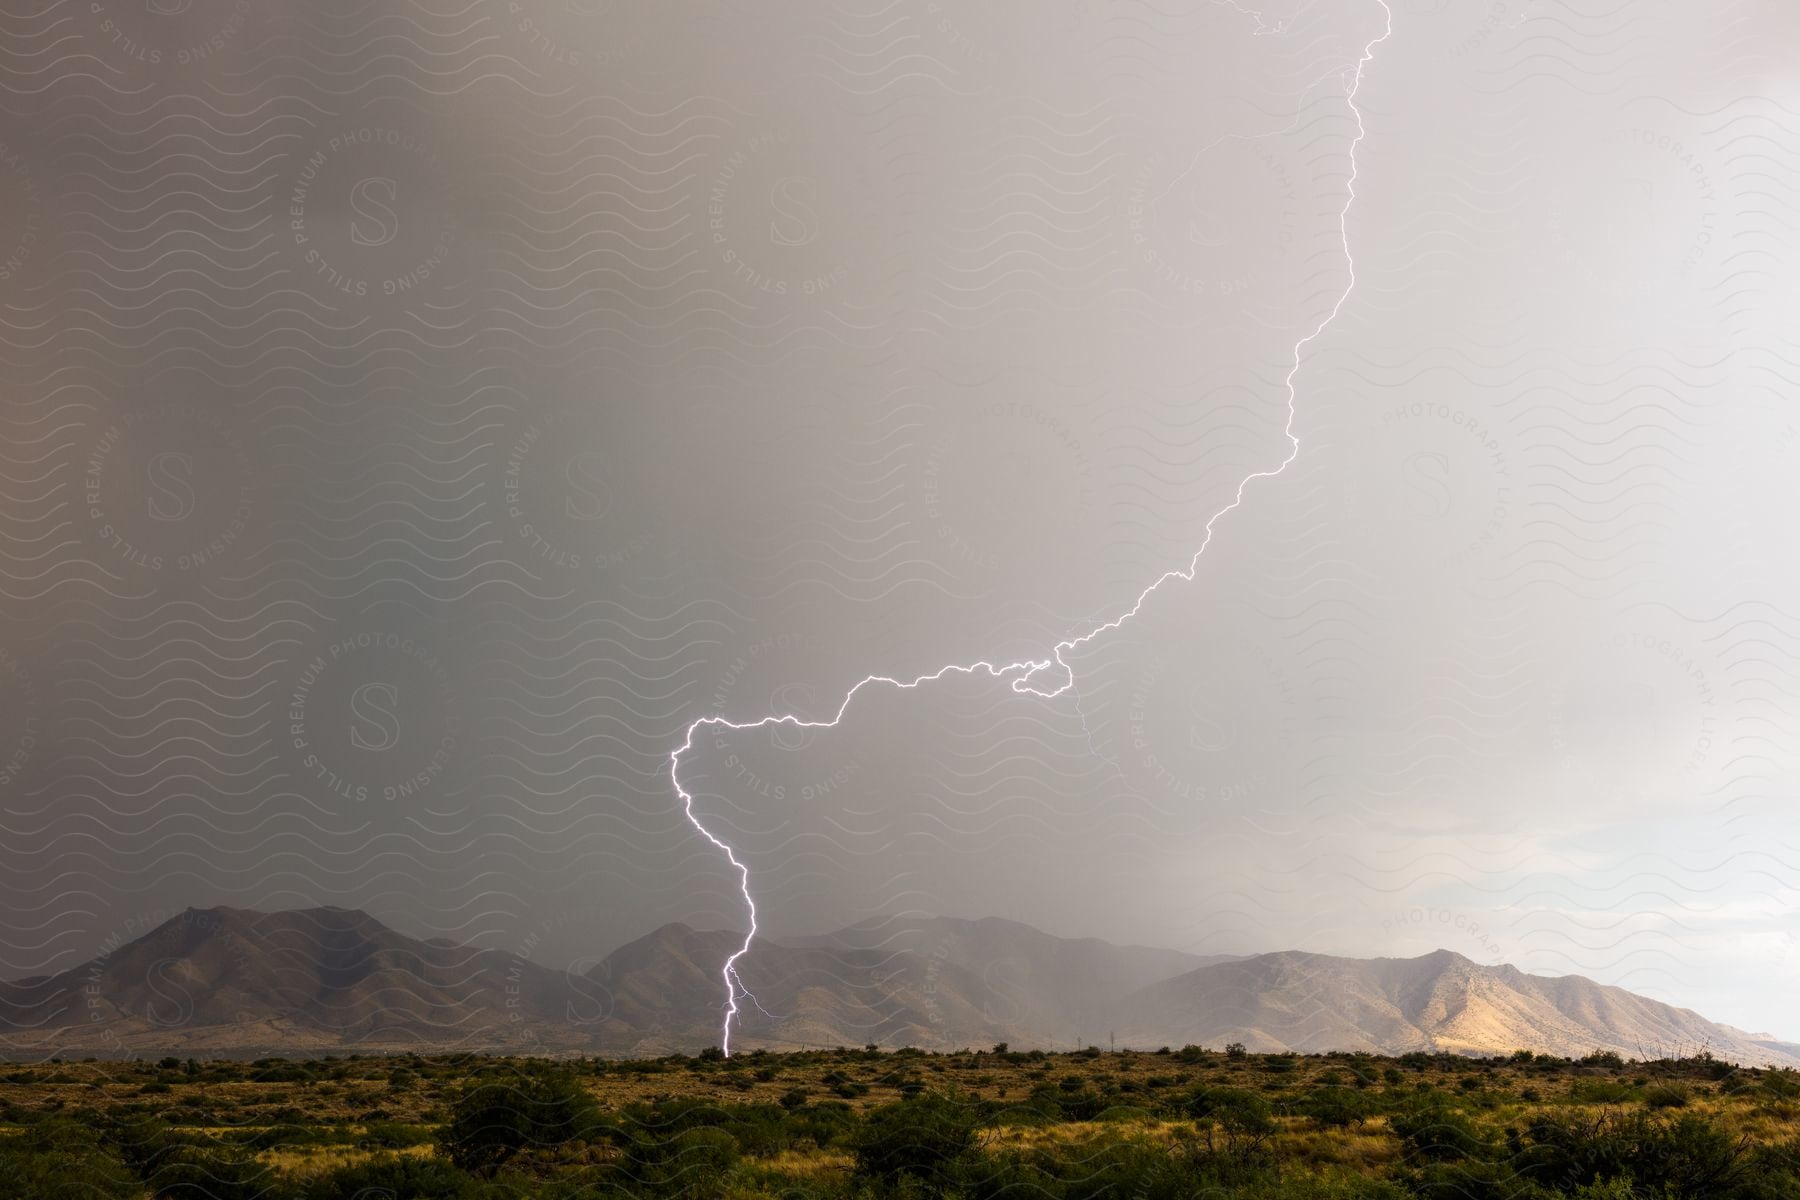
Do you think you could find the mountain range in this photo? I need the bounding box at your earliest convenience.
[2,905,1794,1066]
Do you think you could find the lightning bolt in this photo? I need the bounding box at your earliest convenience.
[670,0,1394,1056]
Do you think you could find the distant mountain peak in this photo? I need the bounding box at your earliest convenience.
[1,908,1790,1066]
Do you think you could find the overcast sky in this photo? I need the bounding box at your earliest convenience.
[3,0,1799,1039]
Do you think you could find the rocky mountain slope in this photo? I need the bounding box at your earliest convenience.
[3,906,1792,1066]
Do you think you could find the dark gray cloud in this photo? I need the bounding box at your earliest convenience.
[2,0,1798,1041]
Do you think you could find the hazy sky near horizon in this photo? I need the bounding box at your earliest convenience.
[4,0,1800,1039]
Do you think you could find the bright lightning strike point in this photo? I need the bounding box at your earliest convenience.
[671,0,1394,1056]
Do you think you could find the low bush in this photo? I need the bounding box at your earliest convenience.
[850,1092,980,1187]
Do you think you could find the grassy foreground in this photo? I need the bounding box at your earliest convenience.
[2,1044,1799,1198]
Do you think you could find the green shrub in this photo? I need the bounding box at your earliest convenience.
[1568,1180,1639,1200]
[1405,1158,1555,1200]
[784,1099,857,1152]
[438,1067,602,1175]
[1042,1134,1195,1200]
[1185,1087,1275,1161]
[101,1114,283,1200]
[358,1121,435,1149]
[142,1148,287,1200]
[1302,1085,1371,1129]
[1512,1108,1748,1196]
[1029,1079,1107,1123]
[951,1148,1061,1199]
[617,1125,739,1198]
[1737,1138,1800,1200]
[1761,1069,1800,1102]
[850,1092,979,1186]
[1570,1080,1635,1104]
[250,1063,313,1083]
[1391,1098,1488,1164]
[0,1118,142,1200]
[301,1155,473,1200]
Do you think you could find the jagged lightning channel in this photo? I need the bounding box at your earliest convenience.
[670,0,1394,1056]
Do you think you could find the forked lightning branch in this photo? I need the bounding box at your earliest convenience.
[670,0,1395,1055]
